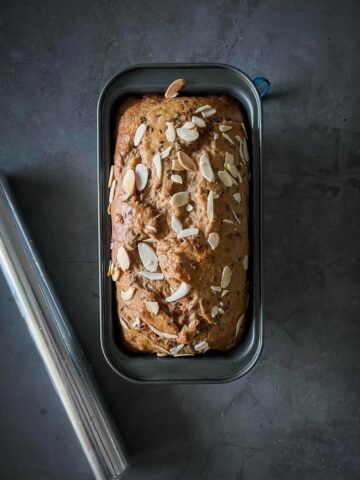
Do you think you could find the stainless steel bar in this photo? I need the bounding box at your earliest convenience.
[0,173,128,480]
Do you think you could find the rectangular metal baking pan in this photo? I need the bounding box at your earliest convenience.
[98,63,267,384]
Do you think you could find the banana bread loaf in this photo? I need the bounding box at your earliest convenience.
[107,89,250,356]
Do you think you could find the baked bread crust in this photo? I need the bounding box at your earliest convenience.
[109,94,249,356]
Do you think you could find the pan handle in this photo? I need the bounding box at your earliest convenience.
[253,77,270,98]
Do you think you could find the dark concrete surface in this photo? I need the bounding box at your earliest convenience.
[1,0,360,479]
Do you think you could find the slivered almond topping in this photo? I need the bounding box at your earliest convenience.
[109,179,116,203]
[178,151,197,171]
[202,108,216,118]
[191,115,206,127]
[132,318,143,330]
[195,104,212,113]
[239,143,245,162]
[149,323,178,339]
[161,146,172,159]
[165,78,186,99]
[139,271,164,280]
[155,345,171,355]
[121,287,135,301]
[112,267,120,282]
[108,165,114,188]
[207,232,220,250]
[226,163,238,178]
[138,242,159,272]
[182,121,196,129]
[143,238,158,243]
[134,123,146,146]
[121,193,131,201]
[176,127,199,142]
[165,282,191,302]
[220,302,224,307]
[135,164,148,191]
[243,254,249,271]
[219,125,232,132]
[213,133,219,140]
[145,301,159,315]
[110,241,114,250]
[170,174,183,184]
[195,340,209,352]
[211,306,219,317]
[145,224,157,232]
[233,193,241,203]
[222,132,234,145]
[177,228,199,239]
[199,153,215,182]
[211,286,222,292]
[117,246,130,271]
[171,191,189,208]
[218,307,225,314]
[171,215,183,233]
[152,153,162,179]
[232,209,241,225]
[185,203,193,212]
[218,170,233,187]
[236,314,245,337]
[120,318,129,330]
[221,289,229,297]
[207,191,214,221]
[107,260,113,276]
[107,204,111,215]
[171,158,185,171]
[122,169,136,195]
[165,122,176,142]
[170,344,184,355]
[237,171,243,183]
[241,122,248,139]
[223,219,234,224]
[225,152,235,165]
[242,139,250,162]
[221,266,232,288]
[235,134,243,143]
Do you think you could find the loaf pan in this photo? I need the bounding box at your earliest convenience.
[98,64,269,383]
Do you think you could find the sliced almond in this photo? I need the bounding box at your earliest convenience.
[112,267,120,282]
[195,104,212,113]
[135,164,148,191]
[211,306,219,318]
[171,191,189,208]
[117,246,130,271]
[221,289,229,297]
[241,122,248,139]
[194,340,209,352]
[201,108,216,118]
[143,238,158,243]
[145,301,159,315]
[235,134,243,144]
[138,242,159,272]
[218,307,225,314]
[213,132,219,140]
[207,191,214,221]
[171,215,183,233]
[242,139,250,162]
[178,151,197,171]
[121,193,131,201]
[221,266,232,288]
[233,193,241,203]
[155,345,171,355]
[185,203,193,212]
[226,163,238,178]
[165,78,185,99]
[225,152,235,165]
[170,174,183,184]
[144,224,157,233]
[108,165,114,188]
[161,146,172,159]
[120,318,129,330]
[183,121,195,129]
[134,123,146,146]
[236,314,245,337]
[232,209,241,225]
[122,169,136,195]
[165,121,176,142]
[237,170,243,184]
[177,228,199,239]
[109,179,116,203]
[170,344,184,355]
[219,124,232,132]
[148,323,178,339]
[211,286,222,292]
[243,254,249,271]
[107,260,113,276]
[171,158,185,171]
[139,271,164,280]
[239,143,245,162]
[199,153,215,182]
[107,204,111,215]
[152,153,162,179]
[191,115,206,128]
[176,127,199,142]
[121,287,135,301]
[222,132,234,145]
[132,318,143,330]
[218,170,233,187]
[207,232,219,250]
[223,219,234,224]
[165,282,191,302]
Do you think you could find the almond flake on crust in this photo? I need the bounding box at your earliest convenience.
[165,282,191,302]
[165,78,186,99]
[134,123,146,146]
[145,301,159,315]
[148,323,178,339]
[221,266,232,289]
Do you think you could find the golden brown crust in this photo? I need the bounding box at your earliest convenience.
[109,94,249,355]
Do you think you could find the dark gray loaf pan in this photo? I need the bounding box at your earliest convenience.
[97,63,267,383]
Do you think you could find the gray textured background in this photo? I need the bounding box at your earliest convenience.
[1,0,360,479]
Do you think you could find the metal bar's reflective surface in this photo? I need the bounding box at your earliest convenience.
[0,173,128,480]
